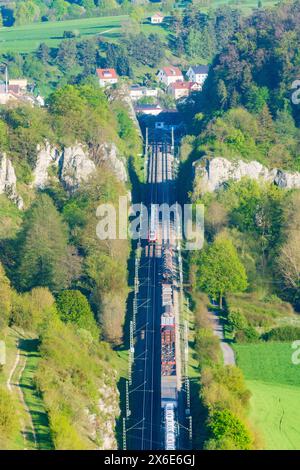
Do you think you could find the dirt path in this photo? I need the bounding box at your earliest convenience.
[208,309,236,366]
[7,348,20,392]
[7,338,37,449]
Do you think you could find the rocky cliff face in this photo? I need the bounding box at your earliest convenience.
[97,143,127,183]
[1,140,128,208]
[194,157,300,193]
[60,144,96,192]
[0,153,23,209]
[33,142,127,191]
[33,142,59,189]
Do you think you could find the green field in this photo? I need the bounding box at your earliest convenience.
[0,15,170,53]
[0,1,278,54]
[234,342,300,450]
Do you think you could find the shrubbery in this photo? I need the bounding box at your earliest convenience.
[263,326,300,342]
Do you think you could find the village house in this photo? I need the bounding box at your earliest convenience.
[0,78,31,105]
[96,68,118,87]
[151,12,164,24]
[186,65,209,86]
[130,85,158,101]
[9,78,28,90]
[157,67,184,87]
[168,81,200,100]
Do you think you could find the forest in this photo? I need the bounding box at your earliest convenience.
[178,0,300,450]
[0,82,141,448]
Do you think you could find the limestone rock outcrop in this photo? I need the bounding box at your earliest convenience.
[194,157,300,193]
[0,153,23,209]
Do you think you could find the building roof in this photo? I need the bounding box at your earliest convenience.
[169,81,190,90]
[161,66,183,77]
[152,12,164,18]
[96,68,117,80]
[0,84,21,94]
[189,65,209,74]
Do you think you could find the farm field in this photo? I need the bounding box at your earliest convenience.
[234,342,300,450]
[0,1,278,54]
[0,15,170,53]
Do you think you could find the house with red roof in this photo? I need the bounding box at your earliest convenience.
[96,68,118,87]
[151,12,164,24]
[168,81,201,100]
[157,66,184,87]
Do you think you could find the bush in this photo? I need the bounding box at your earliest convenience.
[228,309,248,332]
[0,387,19,448]
[56,290,99,338]
[207,409,253,450]
[263,326,300,342]
[235,326,260,343]
[195,328,222,367]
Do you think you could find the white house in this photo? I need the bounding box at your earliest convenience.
[96,68,118,87]
[130,85,144,101]
[130,85,159,101]
[151,12,164,24]
[9,78,28,90]
[157,67,184,87]
[186,65,209,86]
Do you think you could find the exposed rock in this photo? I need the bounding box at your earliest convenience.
[33,142,59,189]
[194,157,300,193]
[0,153,23,209]
[97,380,120,450]
[60,144,96,192]
[97,142,128,183]
[34,142,127,192]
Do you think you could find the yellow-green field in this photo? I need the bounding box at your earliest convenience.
[234,342,300,450]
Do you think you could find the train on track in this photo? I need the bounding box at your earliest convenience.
[148,204,158,243]
[160,244,178,450]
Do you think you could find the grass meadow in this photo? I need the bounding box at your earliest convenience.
[234,342,300,450]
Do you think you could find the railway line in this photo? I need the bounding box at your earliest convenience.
[126,132,189,450]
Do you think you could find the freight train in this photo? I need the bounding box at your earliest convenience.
[160,243,178,450]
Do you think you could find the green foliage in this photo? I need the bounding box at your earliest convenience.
[263,326,300,342]
[0,263,12,331]
[0,387,19,449]
[207,409,253,450]
[2,105,53,174]
[47,84,116,146]
[171,5,241,61]
[124,33,165,67]
[36,315,119,449]
[195,328,222,367]
[10,287,56,331]
[235,326,260,344]
[196,236,248,306]
[228,310,248,332]
[56,290,99,338]
[18,194,69,292]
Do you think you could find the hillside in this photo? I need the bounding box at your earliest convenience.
[0,82,141,449]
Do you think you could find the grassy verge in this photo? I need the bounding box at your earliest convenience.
[234,342,300,450]
[0,327,52,449]
[18,338,53,450]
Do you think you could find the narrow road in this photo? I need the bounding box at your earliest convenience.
[209,309,235,366]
